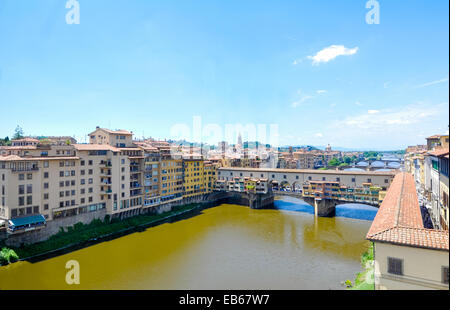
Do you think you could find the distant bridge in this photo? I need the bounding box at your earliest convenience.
[272,190,380,217]
[218,167,396,190]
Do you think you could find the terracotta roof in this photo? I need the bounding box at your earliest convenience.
[368,227,449,251]
[12,138,39,142]
[367,172,449,251]
[90,128,132,135]
[0,156,79,161]
[73,144,120,152]
[0,146,37,150]
[428,148,449,157]
[427,135,441,139]
[219,167,397,176]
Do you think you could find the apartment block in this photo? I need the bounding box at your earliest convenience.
[0,128,215,235]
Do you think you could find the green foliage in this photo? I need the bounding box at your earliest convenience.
[11,204,199,259]
[328,158,341,167]
[0,248,19,265]
[347,242,375,290]
[12,125,24,140]
[344,280,353,288]
[363,151,379,159]
[103,215,111,224]
[343,156,352,164]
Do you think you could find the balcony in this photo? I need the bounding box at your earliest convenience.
[130,182,141,189]
[11,166,39,173]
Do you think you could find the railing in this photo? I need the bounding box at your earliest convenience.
[11,167,39,173]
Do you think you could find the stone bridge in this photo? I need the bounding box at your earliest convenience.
[218,167,396,190]
[273,190,380,217]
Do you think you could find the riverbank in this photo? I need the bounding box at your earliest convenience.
[0,203,371,290]
[0,202,211,263]
[346,242,375,290]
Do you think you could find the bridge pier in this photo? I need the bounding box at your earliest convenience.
[303,197,337,217]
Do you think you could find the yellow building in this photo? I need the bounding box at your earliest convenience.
[203,161,217,194]
[183,157,205,199]
[160,156,183,202]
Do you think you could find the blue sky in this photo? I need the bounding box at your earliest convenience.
[0,0,448,150]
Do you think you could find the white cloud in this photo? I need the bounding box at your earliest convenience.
[316,90,327,94]
[308,45,359,65]
[291,95,313,108]
[291,90,313,108]
[384,82,390,89]
[355,101,363,106]
[416,77,449,88]
[334,103,446,131]
[292,59,302,65]
[315,133,323,138]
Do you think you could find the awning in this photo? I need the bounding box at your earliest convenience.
[8,215,46,227]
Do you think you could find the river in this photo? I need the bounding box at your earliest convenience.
[0,197,376,290]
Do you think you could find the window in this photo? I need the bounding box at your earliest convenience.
[44,182,49,189]
[18,185,25,195]
[336,177,340,182]
[18,196,25,206]
[44,161,49,168]
[443,266,449,285]
[322,177,326,181]
[60,171,64,177]
[81,160,85,166]
[352,178,356,182]
[387,257,403,276]
[44,172,49,178]
[44,204,49,210]
[27,184,32,194]
[27,196,32,205]
[19,174,24,180]
[44,193,49,200]
[385,179,389,184]
[88,160,93,165]
[367,178,372,183]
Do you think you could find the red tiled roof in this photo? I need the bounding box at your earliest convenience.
[428,148,449,157]
[369,227,449,251]
[427,135,441,139]
[367,172,449,251]
[73,144,120,152]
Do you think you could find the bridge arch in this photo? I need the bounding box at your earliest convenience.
[279,181,291,190]
[292,181,302,193]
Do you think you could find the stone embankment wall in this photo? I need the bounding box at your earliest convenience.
[1,191,273,247]
[2,209,107,247]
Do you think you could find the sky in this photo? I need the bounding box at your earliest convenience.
[0,0,448,150]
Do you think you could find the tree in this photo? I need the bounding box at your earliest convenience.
[328,158,341,167]
[12,126,24,140]
[343,156,352,164]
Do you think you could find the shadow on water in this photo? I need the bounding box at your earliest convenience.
[23,204,218,264]
[274,196,378,221]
